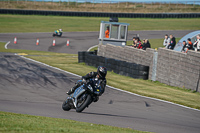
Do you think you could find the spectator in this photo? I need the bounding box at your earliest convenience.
[141,38,145,48]
[163,34,170,48]
[136,37,141,44]
[187,38,194,50]
[135,39,142,49]
[142,39,151,50]
[132,37,136,47]
[182,41,188,53]
[105,26,109,38]
[193,34,200,51]
[132,37,141,48]
[167,34,176,50]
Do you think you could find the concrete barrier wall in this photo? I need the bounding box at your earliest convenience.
[98,44,200,92]
[157,48,200,92]
[98,44,155,79]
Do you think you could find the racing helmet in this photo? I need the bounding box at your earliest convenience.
[59,29,62,32]
[97,66,107,78]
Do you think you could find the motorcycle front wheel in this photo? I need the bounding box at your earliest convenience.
[62,98,71,111]
[76,94,92,113]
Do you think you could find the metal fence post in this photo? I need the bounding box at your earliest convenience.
[151,51,158,81]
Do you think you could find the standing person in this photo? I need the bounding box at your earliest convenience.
[163,34,170,48]
[187,38,194,51]
[182,41,188,53]
[132,37,140,48]
[193,34,200,51]
[105,26,110,38]
[132,37,136,47]
[135,39,142,49]
[167,34,176,50]
[142,39,151,50]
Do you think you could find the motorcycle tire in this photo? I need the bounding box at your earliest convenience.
[62,99,71,111]
[76,94,92,113]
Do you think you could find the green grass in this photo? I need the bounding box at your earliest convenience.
[0,42,200,110]
[0,111,146,133]
[0,14,200,33]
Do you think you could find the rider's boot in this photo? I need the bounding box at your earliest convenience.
[66,83,80,95]
[66,86,76,95]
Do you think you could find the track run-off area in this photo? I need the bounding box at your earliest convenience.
[0,30,200,133]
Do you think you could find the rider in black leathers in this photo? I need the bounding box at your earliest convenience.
[67,66,107,98]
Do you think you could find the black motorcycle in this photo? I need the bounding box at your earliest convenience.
[62,79,101,112]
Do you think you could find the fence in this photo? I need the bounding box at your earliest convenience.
[98,44,200,92]
[1,9,200,18]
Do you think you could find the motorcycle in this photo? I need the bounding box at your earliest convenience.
[62,79,101,113]
[53,32,62,37]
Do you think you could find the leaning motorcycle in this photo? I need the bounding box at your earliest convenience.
[62,79,101,113]
[53,32,62,37]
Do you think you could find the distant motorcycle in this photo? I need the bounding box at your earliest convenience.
[52,32,62,37]
[62,79,100,112]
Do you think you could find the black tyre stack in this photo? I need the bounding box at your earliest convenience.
[78,51,87,63]
[78,51,149,80]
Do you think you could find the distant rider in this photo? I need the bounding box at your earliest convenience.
[67,66,107,101]
[55,29,62,35]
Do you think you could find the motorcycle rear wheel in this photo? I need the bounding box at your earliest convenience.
[62,99,71,111]
[76,94,92,113]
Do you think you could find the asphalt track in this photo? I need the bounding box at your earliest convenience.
[0,30,195,54]
[0,30,200,133]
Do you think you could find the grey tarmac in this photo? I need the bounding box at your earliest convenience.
[0,30,200,133]
[0,30,194,54]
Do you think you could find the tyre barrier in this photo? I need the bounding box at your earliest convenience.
[78,51,149,80]
[1,9,200,18]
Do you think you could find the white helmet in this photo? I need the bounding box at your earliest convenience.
[59,29,62,32]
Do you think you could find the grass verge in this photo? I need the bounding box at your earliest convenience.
[0,1,200,13]
[0,111,146,133]
[0,42,199,110]
[0,14,200,33]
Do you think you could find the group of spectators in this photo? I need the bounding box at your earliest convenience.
[128,33,200,53]
[163,34,200,53]
[163,34,176,50]
[181,35,200,53]
[131,37,151,50]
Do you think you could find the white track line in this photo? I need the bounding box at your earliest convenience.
[87,45,98,52]
[4,41,10,49]
[15,54,200,112]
